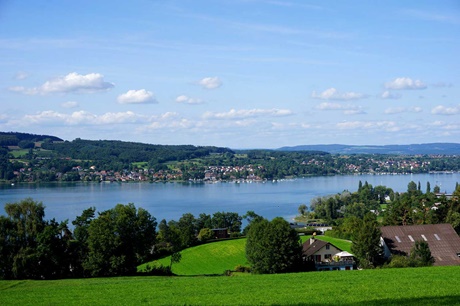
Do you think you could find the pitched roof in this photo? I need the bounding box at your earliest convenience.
[380,224,460,266]
[302,238,342,257]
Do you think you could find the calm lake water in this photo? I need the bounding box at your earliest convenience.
[0,173,459,224]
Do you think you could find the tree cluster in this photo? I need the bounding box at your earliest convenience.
[0,199,157,279]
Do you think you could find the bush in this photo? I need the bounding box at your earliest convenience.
[197,228,214,242]
[234,265,251,273]
[385,255,411,268]
[139,264,172,276]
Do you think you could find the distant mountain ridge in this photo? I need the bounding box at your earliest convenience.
[277,143,460,155]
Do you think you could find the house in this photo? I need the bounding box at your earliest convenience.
[302,237,355,271]
[380,224,460,266]
[211,228,229,239]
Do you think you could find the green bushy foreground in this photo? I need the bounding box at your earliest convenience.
[1,266,459,305]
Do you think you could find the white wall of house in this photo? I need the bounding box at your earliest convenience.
[312,244,342,261]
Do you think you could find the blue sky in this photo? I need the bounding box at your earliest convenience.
[1,0,459,148]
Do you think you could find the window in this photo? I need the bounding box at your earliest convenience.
[408,235,414,242]
[326,244,330,250]
[434,234,441,241]
[421,234,428,241]
[395,236,401,242]
[325,254,332,260]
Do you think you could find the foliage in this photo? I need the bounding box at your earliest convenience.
[0,198,72,279]
[169,252,182,269]
[246,217,302,274]
[83,203,157,277]
[351,212,383,268]
[410,240,435,267]
[1,266,460,305]
[197,228,214,242]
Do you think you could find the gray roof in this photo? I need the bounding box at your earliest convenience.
[302,238,342,257]
[380,224,460,266]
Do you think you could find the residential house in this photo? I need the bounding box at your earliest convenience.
[380,224,460,266]
[302,237,355,271]
[211,228,229,239]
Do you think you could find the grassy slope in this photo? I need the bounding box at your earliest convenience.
[1,266,459,305]
[139,238,248,275]
[140,236,351,276]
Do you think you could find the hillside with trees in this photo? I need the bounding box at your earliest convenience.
[2,132,460,184]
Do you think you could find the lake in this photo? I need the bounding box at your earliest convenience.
[0,173,459,224]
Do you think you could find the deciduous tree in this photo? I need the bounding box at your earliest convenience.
[246,217,301,274]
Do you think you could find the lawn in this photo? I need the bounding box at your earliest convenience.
[1,266,459,305]
[139,238,248,275]
[139,236,351,276]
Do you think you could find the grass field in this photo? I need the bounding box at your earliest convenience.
[139,235,351,276]
[1,266,459,305]
[139,238,248,275]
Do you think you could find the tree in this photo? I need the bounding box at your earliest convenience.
[410,240,434,266]
[197,228,214,242]
[246,217,302,274]
[212,212,242,234]
[177,213,197,248]
[298,204,307,216]
[170,252,182,270]
[83,203,157,277]
[351,212,383,268]
[0,198,72,279]
[242,210,263,235]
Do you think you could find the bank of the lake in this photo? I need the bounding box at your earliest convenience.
[0,173,459,224]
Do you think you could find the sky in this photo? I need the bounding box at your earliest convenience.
[0,0,459,149]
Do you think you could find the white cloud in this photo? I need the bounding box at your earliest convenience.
[61,101,79,108]
[8,72,114,95]
[117,89,157,104]
[316,102,365,114]
[202,108,293,119]
[385,107,423,114]
[381,91,402,99]
[337,120,400,132]
[198,77,222,89]
[384,77,427,90]
[176,95,204,105]
[23,110,145,125]
[15,71,29,80]
[343,109,366,115]
[431,105,460,115]
[311,88,366,100]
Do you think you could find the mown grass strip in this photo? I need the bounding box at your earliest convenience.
[1,266,459,305]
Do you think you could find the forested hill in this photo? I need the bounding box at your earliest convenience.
[42,138,233,164]
[277,143,460,155]
[0,132,62,146]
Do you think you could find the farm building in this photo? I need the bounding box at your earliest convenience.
[380,224,460,266]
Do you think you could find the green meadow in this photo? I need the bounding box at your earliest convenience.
[1,266,459,305]
[139,235,351,276]
[139,238,248,275]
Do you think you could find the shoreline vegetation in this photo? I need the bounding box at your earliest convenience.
[2,132,460,184]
